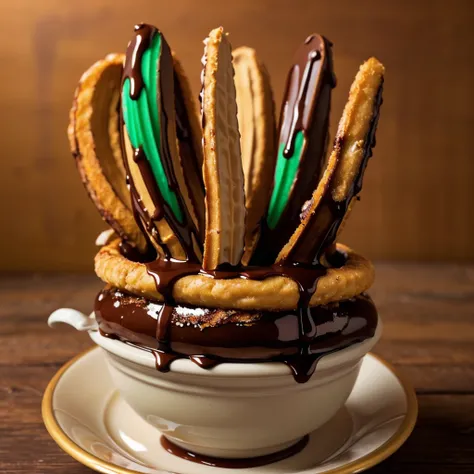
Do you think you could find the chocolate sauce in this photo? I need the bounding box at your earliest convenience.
[129,147,199,261]
[286,82,384,265]
[160,435,309,468]
[252,34,336,265]
[122,24,154,99]
[174,69,206,239]
[144,257,330,374]
[156,42,185,198]
[95,288,378,383]
[119,240,155,263]
[280,34,336,159]
[146,258,198,351]
[143,249,377,383]
[120,24,169,259]
[128,177,158,257]
[121,24,201,262]
[133,147,165,221]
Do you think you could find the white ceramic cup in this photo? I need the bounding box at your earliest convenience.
[49,308,382,459]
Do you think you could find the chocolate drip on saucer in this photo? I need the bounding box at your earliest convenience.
[160,435,309,468]
[287,81,384,265]
[253,34,336,265]
[121,23,201,262]
[95,287,378,383]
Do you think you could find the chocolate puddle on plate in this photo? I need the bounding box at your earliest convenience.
[160,434,310,468]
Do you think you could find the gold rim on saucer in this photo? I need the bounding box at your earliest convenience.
[42,347,418,474]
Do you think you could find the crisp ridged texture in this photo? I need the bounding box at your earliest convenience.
[68,53,147,253]
[233,47,277,264]
[95,240,374,309]
[331,58,385,202]
[277,57,385,263]
[201,28,246,269]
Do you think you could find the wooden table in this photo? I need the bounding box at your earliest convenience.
[1,265,473,473]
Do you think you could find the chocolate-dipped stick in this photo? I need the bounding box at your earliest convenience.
[121,24,202,262]
[252,34,336,265]
[278,57,385,265]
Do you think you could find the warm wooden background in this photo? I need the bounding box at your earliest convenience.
[1,0,473,270]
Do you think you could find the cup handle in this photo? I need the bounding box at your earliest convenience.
[48,308,98,332]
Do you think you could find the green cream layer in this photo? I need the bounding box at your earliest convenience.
[122,32,184,223]
[266,131,304,229]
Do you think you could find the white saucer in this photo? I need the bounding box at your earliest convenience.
[43,347,417,474]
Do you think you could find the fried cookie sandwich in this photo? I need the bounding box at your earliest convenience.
[69,24,384,383]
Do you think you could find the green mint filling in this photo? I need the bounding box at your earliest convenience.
[122,33,184,223]
[267,131,304,230]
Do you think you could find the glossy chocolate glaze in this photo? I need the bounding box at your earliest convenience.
[173,69,206,240]
[143,257,331,374]
[160,435,309,468]
[118,240,155,263]
[95,287,377,383]
[281,35,336,158]
[286,82,384,265]
[122,24,153,99]
[252,34,336,265]
[121,24,201,262]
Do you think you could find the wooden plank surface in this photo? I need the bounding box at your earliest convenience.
[1,264,474,472]
[1,0,474,270]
